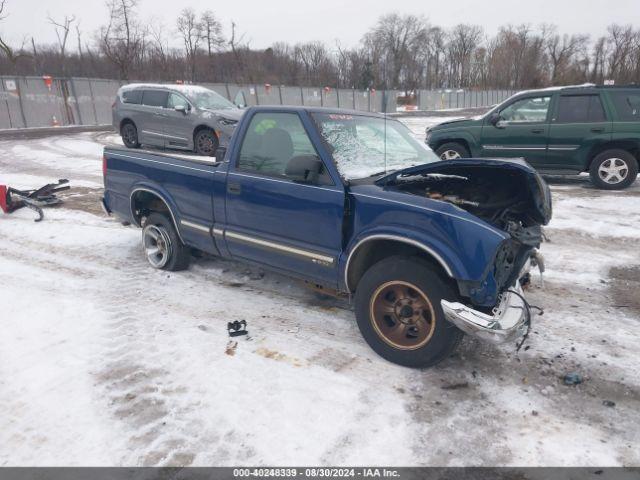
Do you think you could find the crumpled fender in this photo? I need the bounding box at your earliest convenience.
[340,222,506,295]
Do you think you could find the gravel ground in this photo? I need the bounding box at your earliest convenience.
[1,121,639,467]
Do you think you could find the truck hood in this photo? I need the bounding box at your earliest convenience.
[375,158,552,226]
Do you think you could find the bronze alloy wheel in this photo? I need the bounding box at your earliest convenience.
[369,280,436,350]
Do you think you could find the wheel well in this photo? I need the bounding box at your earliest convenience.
[130,190,174,229]
[586,141,640,171]
[434,138,471,155]
[345,239,456,293]
[119,118,134,133]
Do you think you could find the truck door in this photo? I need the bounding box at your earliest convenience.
[222,111,344,287]
[480,94,552,167]
[546,93,611,172]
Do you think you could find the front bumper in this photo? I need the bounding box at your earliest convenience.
[440,283,528,344]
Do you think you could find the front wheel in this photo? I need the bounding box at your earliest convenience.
[354,256,463,368]
[142,213,191,271]
[589,149,638,190]
[194,129,219,156]
[435,142,470,160]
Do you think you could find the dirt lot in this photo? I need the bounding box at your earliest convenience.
[1,124,639,466]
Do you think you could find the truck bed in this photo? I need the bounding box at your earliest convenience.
[106,145,221,167]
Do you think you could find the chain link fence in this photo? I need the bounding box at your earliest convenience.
[0,75,520,129]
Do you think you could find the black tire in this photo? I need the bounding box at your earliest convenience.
[589,149,638,190]
[354,256,463,368]
[121,121,140,148]
[141,213,190,271]
[194,129,219,156]
[435,142,470,160]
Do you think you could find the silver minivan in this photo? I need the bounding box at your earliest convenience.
[112,84,244,156]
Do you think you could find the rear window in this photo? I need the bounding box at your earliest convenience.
[121,89,142,104]
[609,91,640,121]
[141,90,168,108]
[556,95,606,123]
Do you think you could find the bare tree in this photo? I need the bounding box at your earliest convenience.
[543,24,589,84]
[229,21,251,83]
[177,8,202,81]
[47,13,76,74]
[606,24,638,84]
[75,23,83,59]
[100,0,145,80]
[201,10,224,58]
[0,1,31,73]
[363,13,430,89]
[447,24,483,87]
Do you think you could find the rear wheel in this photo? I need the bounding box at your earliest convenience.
[435,142,470,160]
[121,121,140,148]
[194,129,219,156]
[354,256,463,368]
[589,149,638,190]
[142,213,190,271]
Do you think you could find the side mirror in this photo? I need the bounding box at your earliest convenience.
[285,155,323,183]
[215,146,227,162]
[174,104,187,114]
[488,112,505,128]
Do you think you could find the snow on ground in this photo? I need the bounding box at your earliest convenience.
[1,123,639,467]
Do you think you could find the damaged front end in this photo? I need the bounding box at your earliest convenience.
[377,158,552,344]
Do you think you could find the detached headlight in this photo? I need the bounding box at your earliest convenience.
[219,118,238,127]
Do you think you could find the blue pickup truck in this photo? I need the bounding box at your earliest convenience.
[102,106,552,368]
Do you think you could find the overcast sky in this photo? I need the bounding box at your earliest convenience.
[1,0,637,49]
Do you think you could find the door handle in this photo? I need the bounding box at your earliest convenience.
[155,112,168,117]
[227,183,242,195]
[531,128,544,134]
[591,127,605,133]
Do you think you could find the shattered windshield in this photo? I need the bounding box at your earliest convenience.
[185,88,235,110]
[312,113,439,180]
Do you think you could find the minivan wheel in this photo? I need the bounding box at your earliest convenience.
[121,122,140,148]
[435,142,470,160]
[142,213,190,271]
[354,256,463,368]
[194,129,219,156]
[589,149,638,190]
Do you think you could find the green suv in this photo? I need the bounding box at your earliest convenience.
[426,85,640,189]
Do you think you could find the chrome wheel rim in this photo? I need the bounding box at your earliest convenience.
[440,149,461,160]
[142,224,171,269]
[369,281,436,350]
[598,158,629,184]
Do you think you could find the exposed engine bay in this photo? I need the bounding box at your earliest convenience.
[386,164,550,239]
[382,162,552,293]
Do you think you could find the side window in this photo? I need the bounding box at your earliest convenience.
[167,93,189,110]
[121,89,142,104]
[609,91,640,121]
[500,96,551,123]
[556,95,606,123]
[141,90,169,108]
[238,112,321,179]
